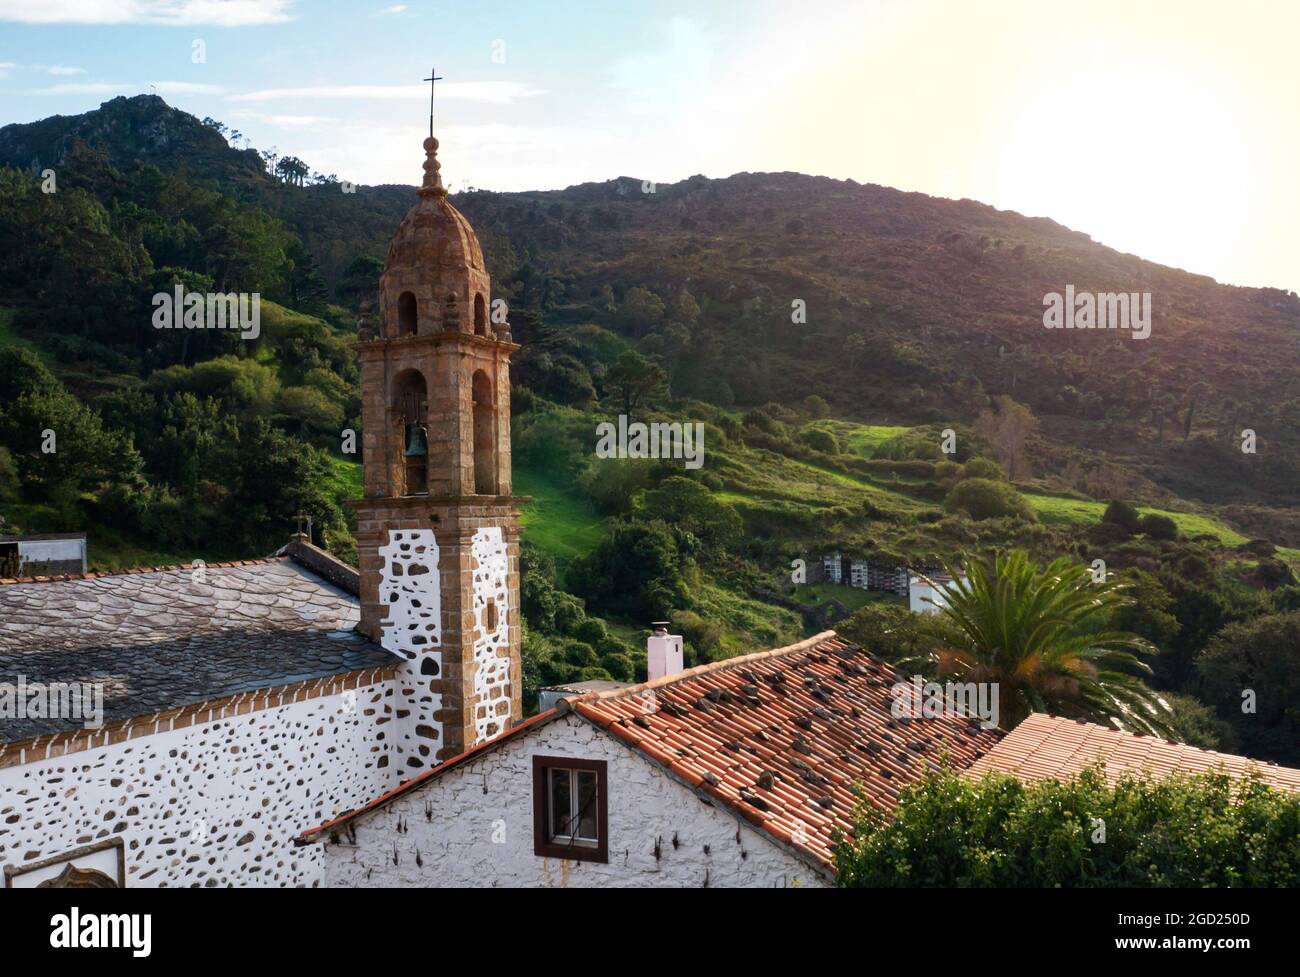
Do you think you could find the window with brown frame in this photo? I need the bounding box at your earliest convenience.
[532,756,608,863]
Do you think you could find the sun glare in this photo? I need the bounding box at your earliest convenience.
[992,61,1254,279]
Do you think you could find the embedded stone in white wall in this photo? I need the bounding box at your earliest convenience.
[470,527,510,744]
[378,528,444,771]
[0,686,393,888]
[377,530,442,660]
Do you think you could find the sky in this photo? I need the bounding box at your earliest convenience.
[1,0,1296,294]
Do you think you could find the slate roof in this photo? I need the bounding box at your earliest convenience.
[967,713,1300,793]
[570,632,1004,869]
[0,556,396,742]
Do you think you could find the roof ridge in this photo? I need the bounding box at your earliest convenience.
[560,630,844,709]
[1042,712,1286,768]
[0,555,287,586]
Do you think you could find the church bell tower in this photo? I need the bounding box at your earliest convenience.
[353,132,522,771]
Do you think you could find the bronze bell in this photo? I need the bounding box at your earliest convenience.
[403,423,428,457]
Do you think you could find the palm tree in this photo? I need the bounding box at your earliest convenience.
[919,550,1171,734]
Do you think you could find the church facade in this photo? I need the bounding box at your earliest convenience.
[0,133,521,888]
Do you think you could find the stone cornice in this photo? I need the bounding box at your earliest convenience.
[353,332,520,356]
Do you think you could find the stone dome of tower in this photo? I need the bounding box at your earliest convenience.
[377,136,492,338]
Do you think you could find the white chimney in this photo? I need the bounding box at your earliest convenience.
[646,622,683,681]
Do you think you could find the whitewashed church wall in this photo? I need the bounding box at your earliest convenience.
[0,682,395,888]
[320,713,831,888]
[470,526,511,744]
[378,528,444,773]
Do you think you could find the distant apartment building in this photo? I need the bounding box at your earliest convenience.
[814,553,955,612]
[822,554,842,584]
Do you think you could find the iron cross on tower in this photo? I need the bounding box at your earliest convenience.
[424,67,443,138]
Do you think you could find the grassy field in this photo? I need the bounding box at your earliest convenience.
[1023,491,1250,544]
[805,419,912,457]
[713,441,924,510]
[1020,492,1300,564]
[689,581,803,655]
[323,455,364,501]
[514,466,605,560]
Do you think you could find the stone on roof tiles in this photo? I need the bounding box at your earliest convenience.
[572,632,1005,871]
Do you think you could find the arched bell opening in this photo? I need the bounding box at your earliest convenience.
[393,368,428,495]
[472,369,497,495]
[474,293,488,336]
[397,291,418,336]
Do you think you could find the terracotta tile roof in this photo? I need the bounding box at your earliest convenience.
[297,708,561,844]
[569,631,1004,870]
[967,713,1300,793]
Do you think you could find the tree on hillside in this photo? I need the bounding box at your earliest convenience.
[972,396,1036,480]
[619,286,665,337]
[920,550,1170,734]
[1183,381,1212,441]
[638,476,742,556]
[570,519,694,623]
[275,155,310,186]
[602,350,668,418]
[1198,611,1300,765]
[335,255,384,309]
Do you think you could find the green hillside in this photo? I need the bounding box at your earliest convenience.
[2,94,1299,764]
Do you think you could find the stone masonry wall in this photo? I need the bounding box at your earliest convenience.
[320,713,831,888]
[0,683,394,888]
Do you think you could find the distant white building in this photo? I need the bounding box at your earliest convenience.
[848,559,869,589]
[909,573,962,615]
[822,554,842,584]
[0,534,86,577]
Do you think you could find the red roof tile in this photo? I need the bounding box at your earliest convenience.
[569,631,1004,870]
[967,713,1300,793]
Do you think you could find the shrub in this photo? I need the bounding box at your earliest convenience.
[799,427,839,454]
[933,460,961,483]
[565,641,598,667]
[671,608,722,660]
[1138,512,1179,540]
[1102,499,1141,534]
[742,408,786,439]
[1086,520,1132,546]
[835,766,1300,887]
[574,618,608,645]
[802,394,830,418]
[961,457,1003,481]
[944,478,1034,521]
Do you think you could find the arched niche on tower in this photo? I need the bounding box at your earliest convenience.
[397,291,418,336]
[392,367,429,495]
[472,369,497,495]
[443,293,460,333]
[474,293,488,336]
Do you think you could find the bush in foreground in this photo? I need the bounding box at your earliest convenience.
[834,766,1300,887]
